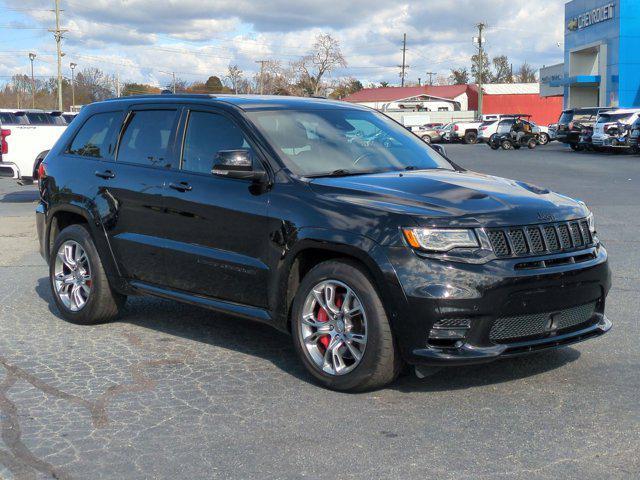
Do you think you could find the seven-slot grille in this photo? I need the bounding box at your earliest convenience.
[486,219,593,258]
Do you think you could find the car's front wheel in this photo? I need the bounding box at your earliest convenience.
[50,224,126,324]
[421,134,432,144]
[291,260,400,391]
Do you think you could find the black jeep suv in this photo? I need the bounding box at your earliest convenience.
[36,94,611,391]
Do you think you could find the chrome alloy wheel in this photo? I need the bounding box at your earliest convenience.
[300,280,368,376]
[53,240,92,312]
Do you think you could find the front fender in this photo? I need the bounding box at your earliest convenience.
[269,227,409,338]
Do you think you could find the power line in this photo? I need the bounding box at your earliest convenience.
[425,71,436,85]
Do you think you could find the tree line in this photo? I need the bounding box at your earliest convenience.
[0,32,539,110]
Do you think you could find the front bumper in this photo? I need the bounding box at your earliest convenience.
[384,244,611,366]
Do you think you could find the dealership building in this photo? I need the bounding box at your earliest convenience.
[540,0,640,108]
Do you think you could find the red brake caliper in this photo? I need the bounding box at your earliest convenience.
[317,294,342,351]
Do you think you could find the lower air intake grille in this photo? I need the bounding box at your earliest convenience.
[490,302,597,343]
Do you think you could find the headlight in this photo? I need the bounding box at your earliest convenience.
[403,228,479,252]
[587,211,596,233]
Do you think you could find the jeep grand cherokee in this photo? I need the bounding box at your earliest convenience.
[36,94,611,391]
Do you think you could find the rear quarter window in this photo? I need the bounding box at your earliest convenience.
[25,112,51,125]
[67,111,123,159]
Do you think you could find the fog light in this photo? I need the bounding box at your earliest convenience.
[428,318,471,347]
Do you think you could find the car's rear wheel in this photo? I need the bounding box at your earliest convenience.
[50,224,126,324]
[291,260,400,391]
[421,134,432,144]
[464,131,478,144]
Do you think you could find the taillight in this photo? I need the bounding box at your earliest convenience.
[454,124,459,131]
[37,162,46,180]
[1,128,10,155]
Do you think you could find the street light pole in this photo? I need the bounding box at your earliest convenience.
[70,62,77,110]
[28,52,36,108]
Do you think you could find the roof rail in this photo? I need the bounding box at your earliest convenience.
[103,93,217,102]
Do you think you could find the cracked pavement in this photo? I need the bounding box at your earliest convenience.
[0,143,638,479]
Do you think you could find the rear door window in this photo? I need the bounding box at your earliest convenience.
[67,111,122,159]
[117,109,178,168]
[25,112,51,125]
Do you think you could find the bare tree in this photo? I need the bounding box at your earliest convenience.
[491,55,514,83]
[225,65,244,93]
[515,62,537,83]
[292,33,347,95]
[253,60,291,95]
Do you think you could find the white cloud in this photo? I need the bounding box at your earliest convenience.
[1,0,566,86]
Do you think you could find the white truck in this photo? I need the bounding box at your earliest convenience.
[448,120,483,144]
[0,110,68,184]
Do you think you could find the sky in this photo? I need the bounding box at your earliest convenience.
[0,0,567,88]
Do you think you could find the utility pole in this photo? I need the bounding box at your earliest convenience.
[255,60,267,94]
[29,53,36,108]
[172,72,176,93]
[474,22,486,119]
[115,72,120,97]
[425,71,436,86]
[69,62,76,110]
[418,77,421,86]
[399,33,408,87]
[49,0,67,111]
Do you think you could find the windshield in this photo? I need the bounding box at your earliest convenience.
[247,108,454,177]
[597,113,634,123]
[558,111,574,125]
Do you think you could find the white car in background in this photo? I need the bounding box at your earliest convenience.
[592,108,640,149]
[0,109,68,184]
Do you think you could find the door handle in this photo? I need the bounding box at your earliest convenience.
[169,181,192,192]
[95,170,115,179]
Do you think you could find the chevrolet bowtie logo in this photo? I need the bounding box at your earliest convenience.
[568,18,578,31]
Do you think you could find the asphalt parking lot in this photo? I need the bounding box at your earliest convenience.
[0,142,638,479]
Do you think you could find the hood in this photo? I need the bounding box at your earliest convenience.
[308,169,587,227]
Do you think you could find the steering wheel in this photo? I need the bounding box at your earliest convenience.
[353,151,374,166]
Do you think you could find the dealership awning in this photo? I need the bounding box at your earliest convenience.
[550,75,601,87]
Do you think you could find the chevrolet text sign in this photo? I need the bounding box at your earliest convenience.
[568,3,615,31]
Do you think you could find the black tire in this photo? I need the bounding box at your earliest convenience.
[421,135,432,144]
[570,143,582,151]
[527,139,537,149]
[463,131,478,144]
[49,224,126,325]
[291,260,400,392]
[489,142,500,150]
[501,140,513,150]
[538,133,550,145]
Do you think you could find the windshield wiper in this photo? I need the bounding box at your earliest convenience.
[306,169,377,178]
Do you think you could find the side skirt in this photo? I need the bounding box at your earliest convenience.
[130,281,274,325]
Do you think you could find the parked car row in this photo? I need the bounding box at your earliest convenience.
[0,108,77,183]
[556,106,640,153]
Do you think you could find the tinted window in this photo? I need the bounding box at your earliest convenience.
[4,113,30,125]
[182,111,253,174]
[25,112,51,125]
[48,114,67,125]
[68,112,121,158]
[117,110,177,168]
[63,114,77,124]
[558,111,574,125]
[248,108,453,177]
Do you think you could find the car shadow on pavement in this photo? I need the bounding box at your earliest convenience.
[35,277,581,392]
[0,190,40,203]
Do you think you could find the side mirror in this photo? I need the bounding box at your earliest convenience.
[212,149,265,182]
[431,144,447,157]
